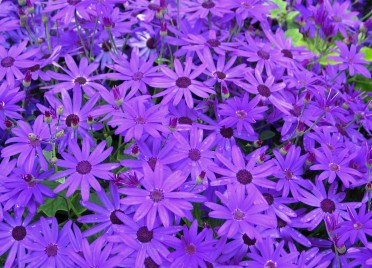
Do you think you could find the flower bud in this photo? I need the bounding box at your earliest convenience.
[51,157,58,164]
[56,129,64,138]
[87,115,94,125]
[221,86,230,99]
[196,171,206,184]
[342,102,349,109]
[280,142,292,155]
[103,17,113,31]
[22,71,32,87]
[42,14,48,24]
[168,117,177,131]
[131,144,140,157]
[4,119,13,129]
[296,121,305,136]
[18,0,26,6]
[253,139,263,148]
[366,182,372,192]
[19,8,27,27]
[112,86,123,106]
[28,133,37,141]
[44,110,52,124]
[256,153,266,164]
[160,21,167,36]
[26,0,34,14]
[306,152,316,165]
[57,105,64,115]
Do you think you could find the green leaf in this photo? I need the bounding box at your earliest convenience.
[260,131,275,140]
[42,149,53,160]
[287,11,299,21]
[56,177,66,183]
[68,193,86,216]
[319,52,339,65]
[270,0,287,18]
[360,47,372,62]
[271,0,287,10]
[38,196,68,217]
[285,29,304,47]
[105,136,113,148]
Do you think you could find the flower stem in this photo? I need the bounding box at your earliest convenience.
[74,11,89,58]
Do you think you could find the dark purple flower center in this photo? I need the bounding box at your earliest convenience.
[12,226,26,241]
[147,157,157,171]
[67,0,80,5]
[329,163,340,172]
[178,116,193,125]
[76,160,92,175]
[1,56,15,68]
[242,233,256,246]
[144,257,159,268]
[188,149,201,161]
[66,114,80,127]
[263,193,274,206]
[321,198,336,213]
[214,71,226,80]
[29,64,41,72]
[264,260,278,268]
[257,84,271,97]
[136,226,153,243]
[281,49,293,59]
[202,1,215,9]
[148,3,160,11]
[146,38,156,49]
[176,77,192,88]
[353,222,363,230]
[23,174,33,182]
[74,77,86,85]
[257,50,270,60]
[110,210,123,225]
[207,39,221,47]
[236,169,253,185]
[284,169,293,180]
[150,189,164,203]
[45,244,58,257]
[185,243,196,255]
[235,110,247,119]
[132,72,144,81]
[220,127,233,138]
[135,117,146,124]
[101,41,112,52]
[233,209,245,221]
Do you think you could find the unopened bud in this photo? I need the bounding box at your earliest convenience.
[306,152,316,165]
[26,0,34,14]
[366,182,372,192]
[256,153,266,164]
[87,115,94,125]
[57,105,64,115]
[196,171,206,184]
[56,129,64,138]
[103,17,113,31]
[4,119,13,129]
[296,121,305,136]
[160,21,167,36]
[280,142,292,155]
[131,144,140,157]
[18,0,26,6]
[42,14,48,24]
[168,117,177,131]
[44,110,52,124]
[342,102,349,109]
[221,86,230,99]
[23,71,32,87]
[19,8,27,27]
[51,157,58,164]
[112,86,123,106]
[28,133,37,140]
[253,139,263,148]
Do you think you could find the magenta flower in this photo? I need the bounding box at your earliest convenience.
[120,162,201,230]
[50,139,119,201]
[151,57,214,108]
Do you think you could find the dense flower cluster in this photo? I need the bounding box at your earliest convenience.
[0,0,371,267]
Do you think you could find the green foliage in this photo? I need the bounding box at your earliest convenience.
[360,47,372,62]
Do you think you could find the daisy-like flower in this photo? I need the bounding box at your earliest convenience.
[240,238,299,267]
[110,98,169,142]
[78,183,130,237]
[127,29,159,60]
[210,145,276,201]
[239,69,292,114]
[50,139,119,201]
[46,55,106,96]
[310,144,362,188]
[162,126,216,180]
[0,83,24,130]
[0,159,55,213]
[328,41,371,78]
[151,57,214,108]
[107,48,160,98]
[226,0,275,24]
[43,0,91,25]
[168,220,216,268]
[273,145,310,198]
[205,185,275,238]
[108,216,181,267]
[69,237,123,268]
[120,162,201,230]
[218,93,267,135]
[1,116,50,170]
[261,190,297,223]
[0,209,35,268]
[23,217,73,267]
[0,40,39,87]
[182,0,231,20]
[298,180,359,230]
[335,204,372,247]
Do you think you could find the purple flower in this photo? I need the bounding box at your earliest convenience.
[46,55,106,96]
[120,162,201,230]
[310,144,362,188]
[183,0,231,20]
[205,185,275,238]
[108,216,181,267]
[0,209,34,268]
[110,98,169,142]
[1,116,50,170]
[69,237,123,268]
[328,41,371,78]
[78,183,130,237]
[168,220,216,267]
[210,145,276,201]
[43,0,91,25]
[335,204,372,247]
[298,180,358,230]
[151,57,214,108]
[0,83,24,130]
[0,40,38,87]
[261,190,297,223]
[50,139,119,201]
[23,217,73,267]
